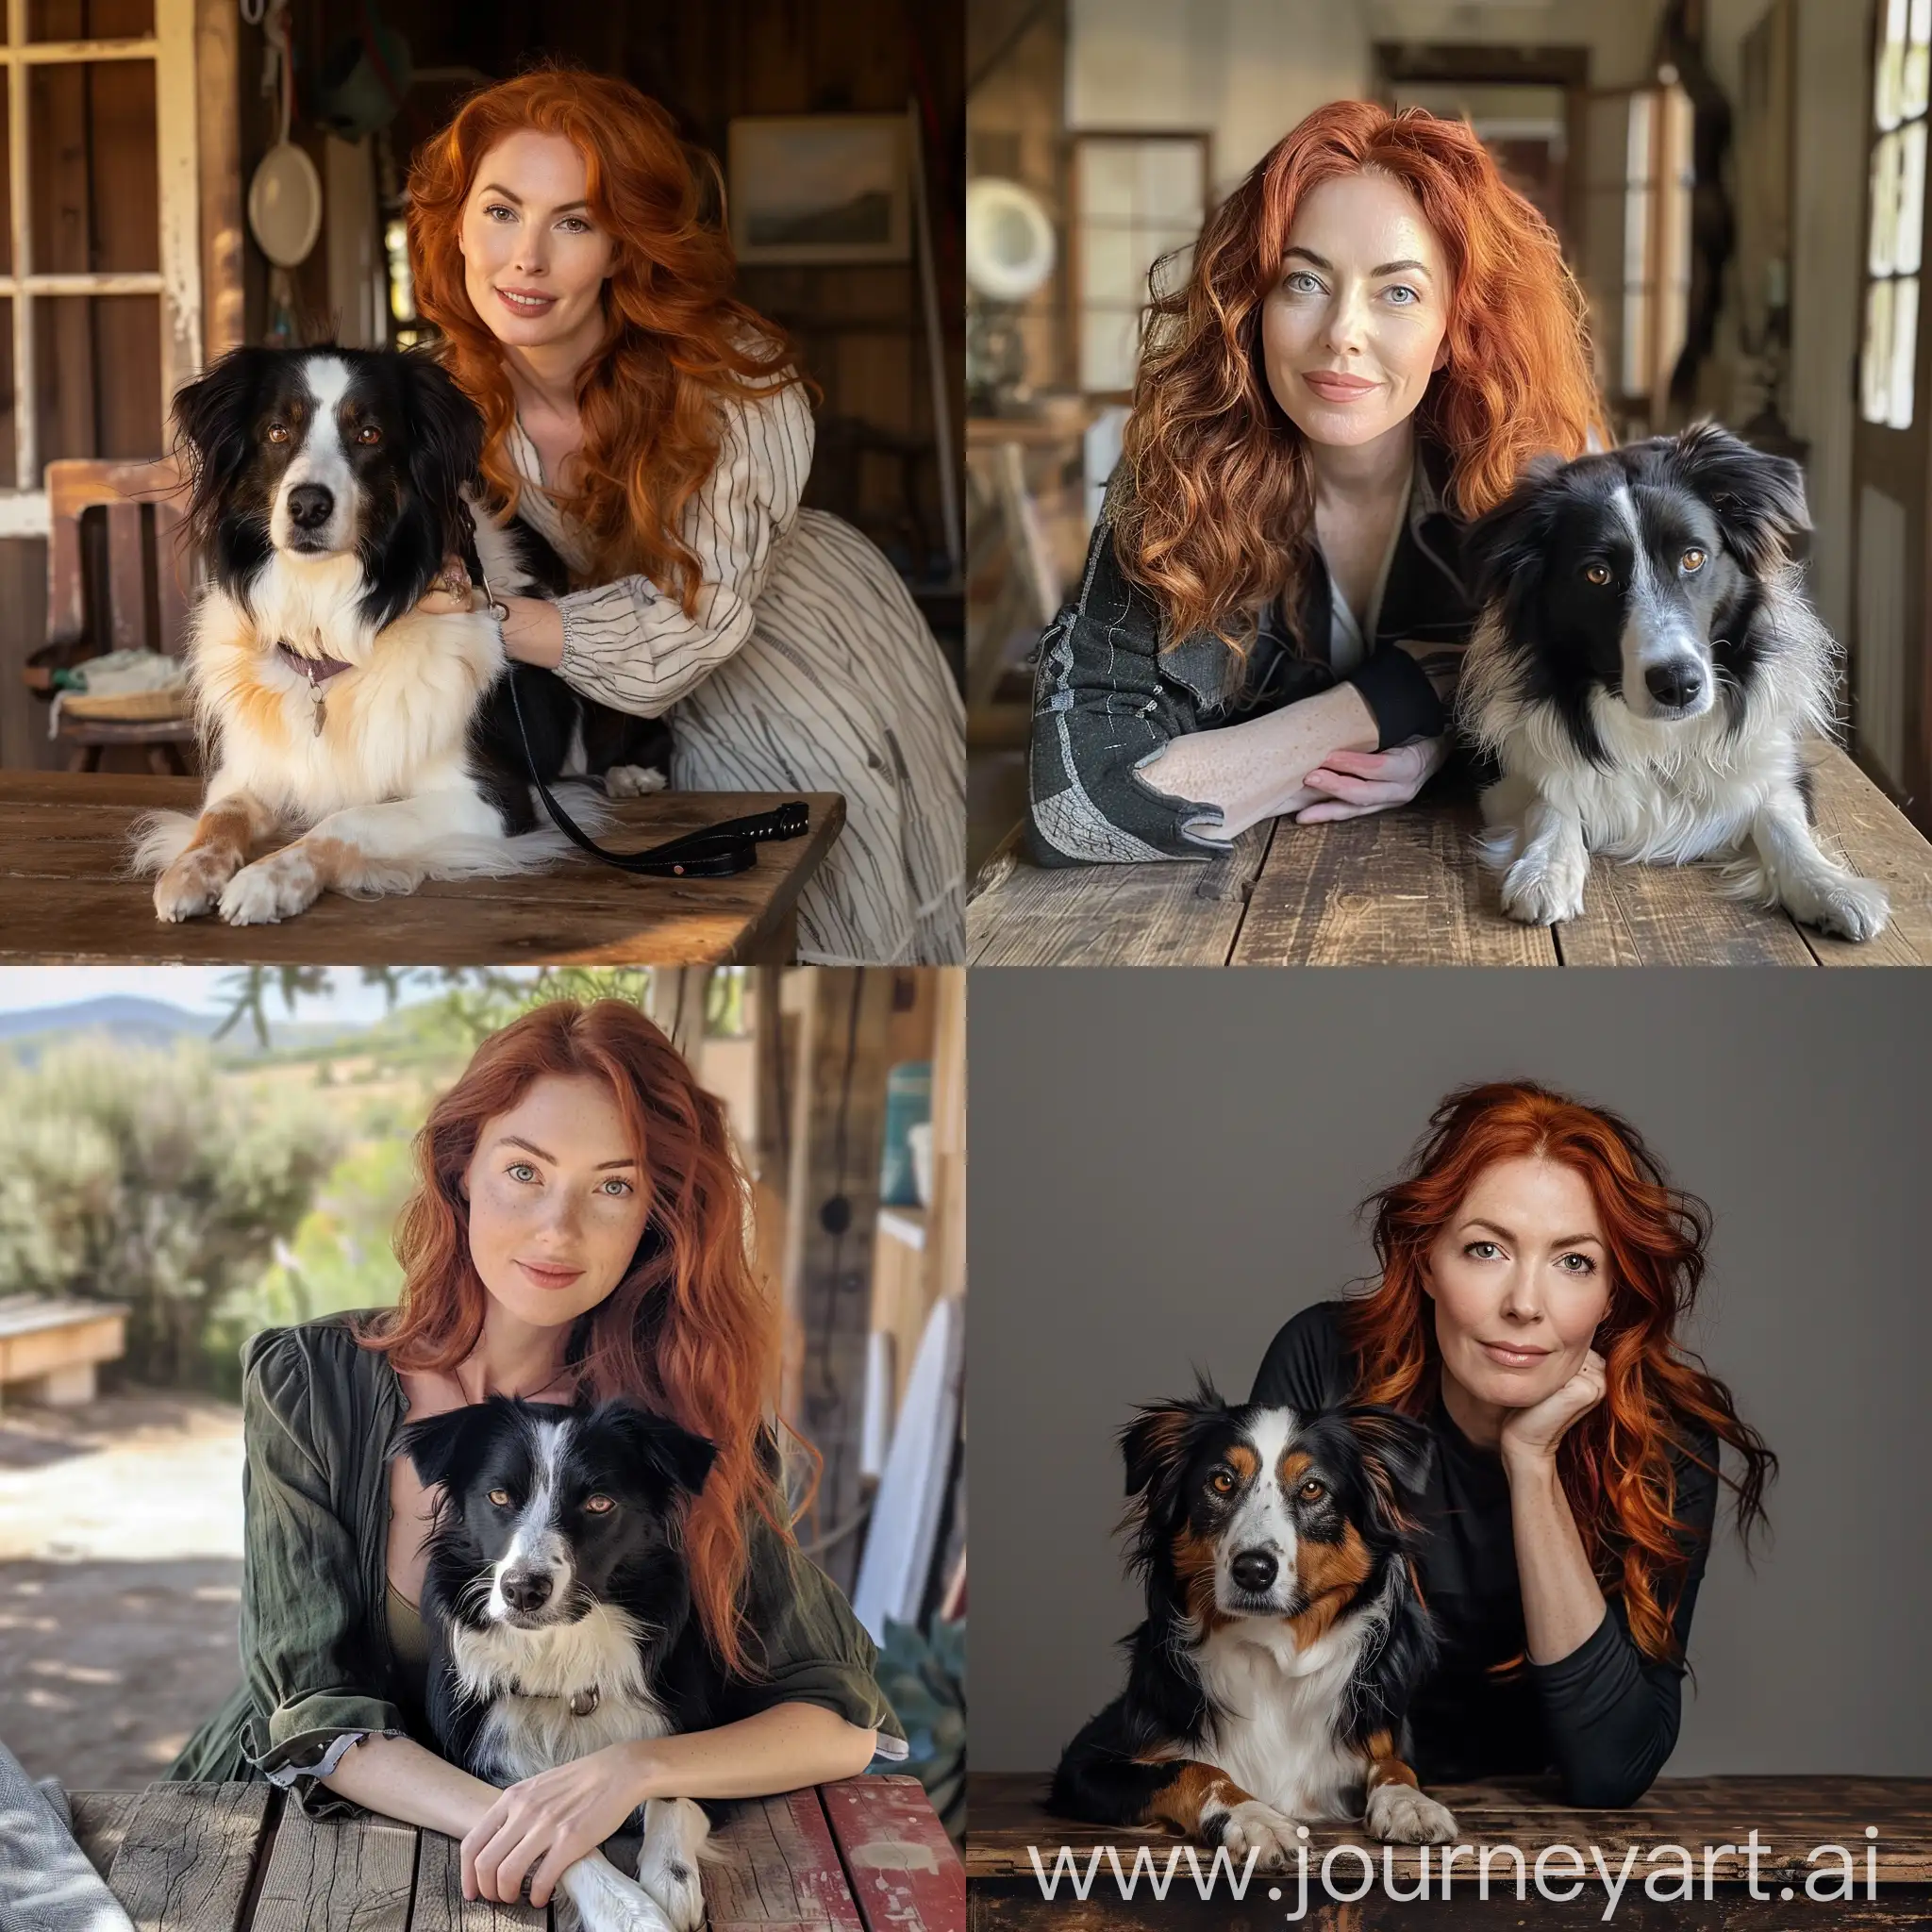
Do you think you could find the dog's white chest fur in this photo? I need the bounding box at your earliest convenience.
[450,1607,673,1784]
[1194,1618,1371,1821]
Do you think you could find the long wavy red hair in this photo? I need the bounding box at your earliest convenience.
[406,65,804,612]
[360,999,782,1677]
[1116,100,1606,650]
[1341,1081,1774,1664]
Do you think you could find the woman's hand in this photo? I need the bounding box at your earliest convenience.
[461,1741,647,1908]
[415,555,485,618]
[1499,1348,1607,1470]
[1293,735,1448,823]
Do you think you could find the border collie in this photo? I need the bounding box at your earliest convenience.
[137,344,670,926]
[400,1396,719,1932]
[1051,1389,1452,1870]
[1457,423,1888,941]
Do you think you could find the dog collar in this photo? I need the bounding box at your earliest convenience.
[275,640,356,686]
[504,1678,601,1717]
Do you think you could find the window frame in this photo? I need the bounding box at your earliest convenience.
[0,0,201,536]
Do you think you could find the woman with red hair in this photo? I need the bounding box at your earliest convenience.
[172,999,901,1911]
[1029,101,1604,867]
[1254,1081,1774,1807]
[408,67,963,963]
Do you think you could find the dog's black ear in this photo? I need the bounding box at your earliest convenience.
[401,349,486,557]
[1340,1403,1434,1530]
[1667,421,1809,572]
[1120,1382,1224,1501]
[397,1403,499,1494]
[171,345,268,466]
[1459,457,1566,611]
[599,1402,719,1500]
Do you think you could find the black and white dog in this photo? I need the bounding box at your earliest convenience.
[1457,423,1888,941]
[399,1396,719,1932]
[1051,1389,1452,1870]
[139,344,670,926]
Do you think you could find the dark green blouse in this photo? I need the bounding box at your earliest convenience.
[171,1315,905,1809]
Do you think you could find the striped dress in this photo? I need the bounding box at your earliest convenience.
[504,377,965,965]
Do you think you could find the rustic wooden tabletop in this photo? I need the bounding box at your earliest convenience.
[969,744,1932,967]
[0,774,846,966]
[73,1774,961,1931]
[967,1770,1932,1929]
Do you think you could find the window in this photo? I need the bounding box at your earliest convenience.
[1618,82,1693,411]
[0,0,200,536]
[1071,133,1208,395]
[1862,0,1930,429]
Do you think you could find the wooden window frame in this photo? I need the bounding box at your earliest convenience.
[0,0,201,537]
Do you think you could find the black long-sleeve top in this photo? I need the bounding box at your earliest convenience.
[1252,1301,1717,1807]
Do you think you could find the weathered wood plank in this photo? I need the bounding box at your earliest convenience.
[250,1807,417,1932]
[1233,791,1555,966]
[1553,853,1817,965]
[407,1831,546,1932]
[69,1788,144,1879]
[967,825,1266,967]
[0,779,843,966]
[1802,743,1932,965]
[705,1790,867,1929]
[105,1779,272,1932]
[821,1775,963,1932]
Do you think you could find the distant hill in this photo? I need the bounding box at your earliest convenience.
[0,996,366,1060]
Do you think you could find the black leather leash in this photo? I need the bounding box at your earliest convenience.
[503,650,808,879]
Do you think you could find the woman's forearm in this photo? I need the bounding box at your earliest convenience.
[320,1732,502,1840]
[630,1703,877,1803]
[499,594,566,669]
[1505,1452,1610,1665]
[1140,683,1378,840]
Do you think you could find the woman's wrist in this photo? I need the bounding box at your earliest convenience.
[501,594,567,670]
[619,1736,666,1806]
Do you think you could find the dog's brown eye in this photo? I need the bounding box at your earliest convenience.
[1208,1470,1237,1496]
[266,423,290,444]
[1299,1479,1326,1502]
[584,1494,616,1514]
[488,1488,511,1507]
[1584,563,1612,587]
[356,425,382,445]
[1681,547,1706,572]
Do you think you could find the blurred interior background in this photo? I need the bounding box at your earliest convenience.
[0,962,966,1838]
[0,0,966,777]
[966,0,1924,873]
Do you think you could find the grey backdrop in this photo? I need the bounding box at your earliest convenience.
[968,969,1932,1775]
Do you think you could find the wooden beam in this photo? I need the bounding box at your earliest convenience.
[194,0,242,361]
[780,967,895,1593]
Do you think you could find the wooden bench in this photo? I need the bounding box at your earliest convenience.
[72,1774,962,1930]
[970,744,1932,966]
[0,1296,127,1408]
[967,1770,1932,1929]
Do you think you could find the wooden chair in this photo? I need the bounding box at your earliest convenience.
[25,457,199,774]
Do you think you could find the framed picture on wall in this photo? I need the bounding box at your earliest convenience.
[727,112,913,265]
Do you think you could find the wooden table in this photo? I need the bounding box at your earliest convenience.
[968,1770,1932,1928]
[73,1775,962,1931]
[970,745,1932,966]
[0,774,845,965]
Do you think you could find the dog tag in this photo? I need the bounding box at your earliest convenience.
[309,685,326,736]
[569,1686,600,1718]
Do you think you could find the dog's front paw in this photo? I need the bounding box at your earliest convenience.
[606,763,669,798]
[1500,851,1587,926]
[637,1797,708,1932]
[1213,1799,1302,1873]
[558,1853,678,1932]
[218,845,322,925]
[1365,1783,1457,1845]
[1807,874,1890,942]
[154,847,240,923]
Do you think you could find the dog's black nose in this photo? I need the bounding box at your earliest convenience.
[287,483,334,530]
[1644,662,1704,709]
[1230,1549,1278,1593]
[502,1569,553,1614]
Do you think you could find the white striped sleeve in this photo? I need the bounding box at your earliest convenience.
[552,374,814,718]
